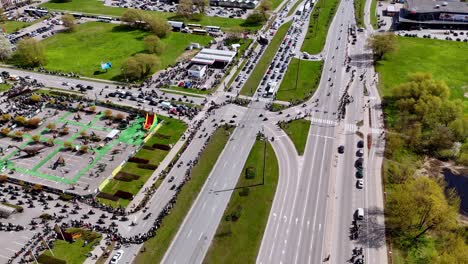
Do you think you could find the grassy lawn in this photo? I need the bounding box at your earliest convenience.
[0,83,11,92]
[241,21,292,96]
[271,0,287,9]
[41,22,211,81]
[41,228,101,264]
[354,0,365,27]
[301,0,340,54]
[134,125,234,264]
[99,117,187,208]
[0,20,32,33]
[40,0,259,30]
[204,139,278,263]
[376,37,468,114]
[279,119,310,155]
[166,85,212,95]
[276,58,323,103]
[370,0,378,28]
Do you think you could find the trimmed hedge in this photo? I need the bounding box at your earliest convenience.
[142,145,155,151]
[128,157,149,164]
[115,172,140,182]
[37,254,67,264]
[155,133,171,139]
[152,143,171,151]
[114,190,133,200]
[96,192,119,201]
[137,163,158,170]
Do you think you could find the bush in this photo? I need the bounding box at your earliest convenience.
[0,174,8,182]
[14,115,27,125]
[245,166,256,179]
[128,157,149,164]
[1,202,23,213]
[39,213,53,220]
[27,117,41,128]
[137,163,158,170]
[0,127,10,136]
[244,13,266,26]
[59,193,73,201]
[239,187,250,197]
[37,254,66,264]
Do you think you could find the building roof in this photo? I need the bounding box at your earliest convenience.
[191,48,237,65]
[189,64,207,71]
[405,0,468,13]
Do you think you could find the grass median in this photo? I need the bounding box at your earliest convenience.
[276,58,323,103]
[241,21,292,96]
[279,118,310,155]
[0,20,33,33]
[204,138,279,264]
[301,0,339,54]
[370,0,378,28]
[41,0,259,31]
[354,0,365,28]
[134,125,234,264]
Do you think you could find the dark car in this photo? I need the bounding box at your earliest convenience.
[357,140,364,148]
[356,169,363,178]
[338,145,345,153]
[355,158,364,169]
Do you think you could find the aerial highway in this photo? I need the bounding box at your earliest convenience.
[0,0,389,262]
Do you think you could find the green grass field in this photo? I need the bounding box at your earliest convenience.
[134,125,234,264]
[41,0,258,30]
[0,83,11,92]
[287,0,303,17]
[376,37,468,114]
[204,139,278,264]
[99,117,187,208]
[42,22,211,80]
[354,0,365,28]
[241,21,292,96]
[301,0,339,54]
[271,0,286,9]
[41,229,101,264]
[0,20,32,33]
[280,119,311,155]
[276,58,323,103]
[370,0,378,29]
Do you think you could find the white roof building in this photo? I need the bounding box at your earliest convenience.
[191,48,237,66]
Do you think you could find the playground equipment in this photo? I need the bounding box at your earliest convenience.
[143,113,157,130]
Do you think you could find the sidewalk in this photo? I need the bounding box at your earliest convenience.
[83,238,108,264]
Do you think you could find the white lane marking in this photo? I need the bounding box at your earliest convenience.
[187,229,192,238]
[14,241,24,246]
[202,202,206,210]
[5,248,16,253]
[0,254,9,259]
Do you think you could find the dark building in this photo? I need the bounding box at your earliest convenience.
[398,0,468,29]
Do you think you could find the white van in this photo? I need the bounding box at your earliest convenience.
[356,208,364,220]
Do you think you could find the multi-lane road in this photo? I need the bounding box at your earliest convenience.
[0,0,389,263]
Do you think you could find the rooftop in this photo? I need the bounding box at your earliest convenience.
[405,0,468,13]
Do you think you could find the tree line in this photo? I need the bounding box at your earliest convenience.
[367,33,468,263]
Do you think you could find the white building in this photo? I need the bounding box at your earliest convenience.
[190,48,237,67]
[188,64,207,78]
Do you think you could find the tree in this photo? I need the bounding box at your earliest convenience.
[30,94,42,102]
[0,35,13,61]
[244,13,266,26]
[121,9,145,28]
[13,37,46,67]
[61,14,76,32]
[386,177,458,241]
[177,0,193,18]
[193,0,208,14]
[114,113,125,121]
[27,117,41,128]
[366,33,398,60]
[14,115,27,125]
[46,123,56,131]
[121,54,159,81]
[144,16,171,38]
[134,54,159,76]
[103,109,113,119]
[32,134,40,142]
[144,35,165,54]
[258,0,273,19]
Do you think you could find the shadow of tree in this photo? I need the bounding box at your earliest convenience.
[355,206,387,249]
